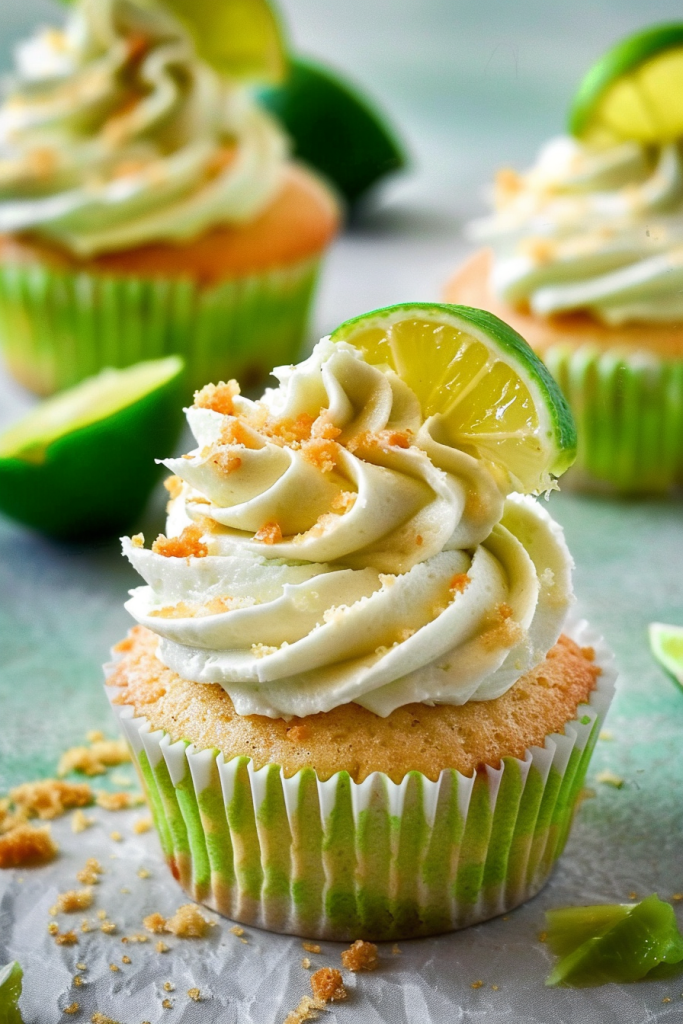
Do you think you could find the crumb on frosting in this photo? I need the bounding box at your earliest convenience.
[193,381,240,415]
[341,939,379,971]
[163,476,183,500]
[301,437,338,473]
[152,524,208,559]
[330,490,357,513]
[449,573,470,594]
[210,450,242,475]
[254,521,282,545]
[346,429,411,453]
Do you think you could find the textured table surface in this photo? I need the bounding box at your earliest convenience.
[1,1,683,1022]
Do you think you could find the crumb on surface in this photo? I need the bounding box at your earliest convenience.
[672,893,683,901]
[80,921,90,933]
[310,967,347,1003]
[63,1003,80,1015]
[282,995,326,1024]
[110,831,123,843]
[143,912,167,934]
[301,957,311,969]
[163,982,174,992]
[96,791,142,811]
[0,822,57,867]
[121,956,131,964]
[187,989,201,1002]
[137,867,151,878]
[165,903,212,938]
[10,779,93,818]
[161,999,173,1010]
[56,931,79,946]
[91,1015,121,1024]
[77,858,103,885]
[71,809,93,834]
[97,910,107,920]
[130,532,145,547]
[599,730,613,741]
[300,437,338,473]
[58,741,130,778]
[391,944,401,955]
[56,889,93,913]
[302,942,320,954]
[133,817,152,834]
[100,921,117,935]
[193,380,240,415]
[76,963,86,971]
[341,939,378,971]
[449,573,470,594]
[596,769,624,788]
[229,925,244,937]
[109,964,119,973]
[156,940,170,953]
[152,524,208,559]
[254,520,282,544]
[471,980,484,989]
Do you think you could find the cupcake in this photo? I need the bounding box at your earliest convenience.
[445,25,683,493]
[106,302,615,940]
[0,0,339,397]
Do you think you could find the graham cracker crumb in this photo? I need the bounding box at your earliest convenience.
[71,810,93,834]
[282,995,326,1024]
[10,779,93,818]
[86,731,104,743]
[143,912,167,934]
[152,524,208,559]
[0,823,57,867]
[210,449,242,475]
[80,921,90,933]
[310,967,347,1003]
[64,1003,80,1015]
[341,939,378,971]
[330,490,356,513]
[492,984,500,991]
[302,942,321,954]
[133,817,152,834]
[254,521,282,545]
[538,931,548,943]
[156,941,170,953]
[193,381,240,415]
[672,893,683,901]
[165,903,212,938]
[187,989,201,1002]
[56,931,78,946]
[58,741,130,777]
[56,889,93,913]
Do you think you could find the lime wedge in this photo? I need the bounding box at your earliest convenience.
[570,23,683,144]
[0,357,185,541]
[546,894,683,987]
[649,622,683,691]
[259,57,406,207]
[0,962,23,1024]
[330,303,576,494]
[160,0,286,83]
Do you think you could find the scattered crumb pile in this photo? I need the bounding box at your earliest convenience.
[0,823,57,868]
[58,734,130,777]
[283,939,380,1021]
[143,904,213,939]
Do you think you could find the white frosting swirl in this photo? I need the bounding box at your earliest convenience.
[123,339,574,718]
[470,135,683,325]
[0,0,286,256]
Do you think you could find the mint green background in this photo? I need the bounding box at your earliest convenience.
[1,1,683,1021]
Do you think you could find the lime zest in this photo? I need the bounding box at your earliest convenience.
[0,356,184,464]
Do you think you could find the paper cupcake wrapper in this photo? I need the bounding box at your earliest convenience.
[543,343,683,494]
[0,255,321,397]
[105,617,616,941]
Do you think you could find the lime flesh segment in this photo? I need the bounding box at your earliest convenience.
[330,303,576,494]
[570,23,683,144]
[0,962,23,1024]
[649,622,683,690]
[259,57,406,207]
[0,357,185,541]
[546,894,683,987]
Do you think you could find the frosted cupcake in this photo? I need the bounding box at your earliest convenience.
[106,302,615,939]
[0,0,339,396]
[446,25,683,493]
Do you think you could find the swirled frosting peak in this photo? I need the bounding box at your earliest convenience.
[123,338,574,718]
[470,135,683,325]
[0,0,286,256]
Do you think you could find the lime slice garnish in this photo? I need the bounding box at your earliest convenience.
[160,0,286,83]
[259,57,406,207]
[649,622,683,691]
[0,357,184,541]
[330,303,577,494]
[546,895,683,987]
[0,962,23,1024]
[570,23,683,144]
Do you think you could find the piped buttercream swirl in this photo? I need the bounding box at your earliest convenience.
[0,0,286,256]
[470,135,683,325]
[123,339,574,718]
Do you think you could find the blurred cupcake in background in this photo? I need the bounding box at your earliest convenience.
[0,0,340,396]
[445,24,683,494]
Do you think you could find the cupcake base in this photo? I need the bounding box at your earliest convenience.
[105,618,615,941]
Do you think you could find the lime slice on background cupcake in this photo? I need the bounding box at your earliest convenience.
[0,356,185,541]
[570,23,683,144]
[331,303,577,494]
[649,622,683,692]
[259,57,406,207]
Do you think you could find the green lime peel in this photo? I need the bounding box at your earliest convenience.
[545,894,683,987]
[0,962,24,1024]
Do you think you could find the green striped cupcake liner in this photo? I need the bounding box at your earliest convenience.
[543,343,683,494]
[105,616,615,941]
[0,255,322,397]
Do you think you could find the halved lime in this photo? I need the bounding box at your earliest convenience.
[0,357,185,541]
[570,23,683,144]
[0,962,23,1024]
[259,57,406,207]
[330,303,577,494]
[649,622,683,691]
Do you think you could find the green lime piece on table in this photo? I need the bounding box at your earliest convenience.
[570,23,683,144]
[545,894,683,987]
[259,57,406,207]
[649,622,683,691]
[330,303,577,494]
[0,962,23,1024]
[0,356,185,541]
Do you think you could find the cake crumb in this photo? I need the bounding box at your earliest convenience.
[165,903,212,938]
[48,922,59,935]
[449,573,470,594]
[121,955,131,964]
[391,944,401,955]
[156,941,170,953]
[341,939,378,971]
[193,380,240,415]
[302,942,321,954]
[229,925,244,937]
[73,976,84,987]
[672,893,683,901]
[152,524,208,559]
[133,817,152,834]
[71,810,93,834]
[56,931,79,946]
[91,1015,121,1024]
[64,1002,79,1015]
[96,791,142,811]
[10,779,92,819]
[163,982,174,992]
[491,984,499,991]
[110,831,123,843]
[187,989,201,1002]
[0,823,57,867]
[161,999,173,1010]
[100,921,117,935]
[137,867,151,879]
[310,967,347,1003]
[301,957,311,969]
[538,931,548,943]
[77,859,103,885]
[76,963,86,971]
[80,921,90,933]
[471,980,484,989]
[254,521,282,545]
[596,770,624,788]
[130,532,145,548]
[143,912,167,934]
[56,889,93,913]
[163,476,183,500]
[58,741,130,777]
[283,995,326,1024]
[109,964,119,973]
